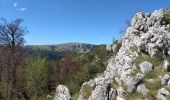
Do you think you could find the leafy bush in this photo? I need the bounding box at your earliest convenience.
[82,84,92,99]
[164,10,170,24]
[113,40,122,54]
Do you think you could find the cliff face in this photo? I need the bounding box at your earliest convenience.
[54,9,170,100]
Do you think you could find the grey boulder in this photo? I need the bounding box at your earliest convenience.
[139,61,153,74]
[53,85,71,100]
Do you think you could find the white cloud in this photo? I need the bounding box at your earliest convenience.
[19,8,27,11]
[13,3,18,7]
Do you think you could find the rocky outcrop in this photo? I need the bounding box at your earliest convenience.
[53,85,71,100]
[76,9,170,100]
[55,9,170,100]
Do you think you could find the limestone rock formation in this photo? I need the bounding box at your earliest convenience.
[76,9,170,100]
[55,9,170,100]
[53,85,71,100]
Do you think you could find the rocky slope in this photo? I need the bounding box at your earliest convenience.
[54,9,170,100]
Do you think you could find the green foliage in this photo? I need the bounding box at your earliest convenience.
[82,84,92,99]
[163,10,170,32]
[145,80,162,92]
[164,10,170,24]
[30,95,49,100]
[144,66,164,79]
[125,93,144,100]
[25,56,49,97]
[63,45,113,95]
[131,69,139,77]
[145,80,162,99]
[135,52,163,67]
[144,71,158,79]
[26,43,97,60]
[71,93,79,100]
[113,40,122,54]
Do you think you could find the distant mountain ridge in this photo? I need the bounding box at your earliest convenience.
[24,43,98,59]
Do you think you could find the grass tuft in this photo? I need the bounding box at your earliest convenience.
[82,84,92,99]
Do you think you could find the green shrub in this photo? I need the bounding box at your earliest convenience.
[113,41,122,54]
[163,9,170,32]
[82,84,92,99]
[25,56,49,97]
[164,10,170,24]
[71,93,79,100]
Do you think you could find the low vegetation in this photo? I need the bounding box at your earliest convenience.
[125,93,144,100]
[82,84,92,99]
[145,80,162,99]
[25,56,49,99]
[0,18,113,100]
[163,9,170,32]
[63,45,113,96]
[164,9,170,24]
[113,40,122,55]
[135,51,163,68]
[71,93,79,100]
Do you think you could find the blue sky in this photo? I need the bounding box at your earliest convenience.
[0,0,170,45]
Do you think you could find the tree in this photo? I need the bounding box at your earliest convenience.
[0,18,27,100]
[25,56,49,99]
